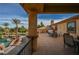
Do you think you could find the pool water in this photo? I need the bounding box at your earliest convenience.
[0,38,11,47]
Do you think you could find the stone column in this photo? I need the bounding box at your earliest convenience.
[27,12,38,53]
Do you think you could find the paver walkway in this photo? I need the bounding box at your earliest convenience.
[33,33,76,55]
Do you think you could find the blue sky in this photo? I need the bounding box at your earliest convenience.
[38,14,77,19]
[0,3,78,28]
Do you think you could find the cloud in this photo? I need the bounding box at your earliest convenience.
[0,14,78,29]
[37,15,76,26]
[0,16,28,28]
[54,19,65,23]
[38,19,51,26]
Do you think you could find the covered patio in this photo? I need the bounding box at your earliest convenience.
[20,3,79,55]
[33,33,76,55]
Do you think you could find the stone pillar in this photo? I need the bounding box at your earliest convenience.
[27,12,38,53]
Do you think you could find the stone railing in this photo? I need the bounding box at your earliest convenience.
[0,37,32,55]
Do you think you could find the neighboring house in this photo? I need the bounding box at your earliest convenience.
[52,15,79,37]
[37,27,48,33]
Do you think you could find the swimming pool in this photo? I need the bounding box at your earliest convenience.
[0,38,11,47]
[0,36,23,54]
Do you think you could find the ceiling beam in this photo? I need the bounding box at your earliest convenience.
[20,3,44,13]
[43,3,79,13]
[20,3,79,14]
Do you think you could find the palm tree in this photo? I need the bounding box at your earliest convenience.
[12,18,21,40]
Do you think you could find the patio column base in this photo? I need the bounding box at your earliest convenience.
[27,35,38,53]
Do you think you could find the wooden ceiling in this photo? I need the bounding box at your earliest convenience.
[20,3,79,13]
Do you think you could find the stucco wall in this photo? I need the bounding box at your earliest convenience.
[57,22,67,36]
[56,19,79,36]
[76,19,79,35]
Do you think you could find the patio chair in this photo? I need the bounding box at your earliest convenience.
[77,36,79,40]
[63,33,77,52]
[48,30,58,37]
[47,30,53,36]
[53,31,58,37]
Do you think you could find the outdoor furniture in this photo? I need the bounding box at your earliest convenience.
[63,33,77,52]
[48,31,53,36]
[73,36,79,54]
[63,33,69,46]
[74,39,79,53]
[48,30,58,37]
[77,36,79,40]
[53,31,58,37]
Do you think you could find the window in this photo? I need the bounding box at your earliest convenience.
[67,21,76,33]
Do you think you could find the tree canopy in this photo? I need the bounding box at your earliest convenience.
[37,21,45,28]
